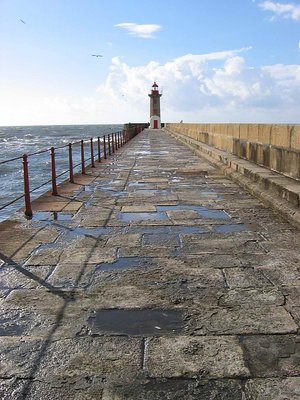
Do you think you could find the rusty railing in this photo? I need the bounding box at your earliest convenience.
[0,125,144,219]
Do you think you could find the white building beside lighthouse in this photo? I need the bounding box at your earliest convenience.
[148,82,162,129]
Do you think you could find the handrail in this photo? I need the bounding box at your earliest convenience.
[0,125,145,219]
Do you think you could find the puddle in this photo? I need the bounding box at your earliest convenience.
[134,189,172,195]
[87,308,185,336]
[136,150,151,155]
[82,186,95,192]
[198,209,230,219]
[156,205,230,220]
[214,224,247,233]
[32,211,74,221]
[95,256,153,271]
[118,212,168,222]
[110,191,127,197]
[128,182,146,187]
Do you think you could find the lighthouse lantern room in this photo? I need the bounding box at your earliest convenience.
[148,82,162,129]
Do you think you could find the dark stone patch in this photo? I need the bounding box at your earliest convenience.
[108,378,244,400]
[87,308,185,336]
[240,335,300,377]
[0,313,27,336]
[142,234,181,247]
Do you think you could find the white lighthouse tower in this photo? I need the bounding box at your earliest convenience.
[148,82,162,129]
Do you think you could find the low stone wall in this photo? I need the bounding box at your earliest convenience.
[165,123,300,180]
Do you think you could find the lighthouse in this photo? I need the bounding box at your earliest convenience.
[148,82,162,129]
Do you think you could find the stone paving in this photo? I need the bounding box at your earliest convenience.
[0,129,300,399]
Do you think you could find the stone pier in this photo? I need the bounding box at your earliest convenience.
[0,129,299,399]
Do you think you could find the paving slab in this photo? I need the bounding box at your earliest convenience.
[0,128,300,398]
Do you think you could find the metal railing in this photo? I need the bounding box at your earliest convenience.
[0,125,143,219]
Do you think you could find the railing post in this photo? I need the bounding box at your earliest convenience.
[108,134,111,156]
[68,143,74,183]
[111,133,115,154]
[97,136,101,162]
[51,147,58,196]
[103,135,107,159]
[118,131,120,148]
[90,138,95,168]
[81,140,85,174]
[22,154,32,218]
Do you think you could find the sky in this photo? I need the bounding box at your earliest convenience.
[0,0,299,126]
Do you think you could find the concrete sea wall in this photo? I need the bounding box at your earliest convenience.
[165,123,300,181]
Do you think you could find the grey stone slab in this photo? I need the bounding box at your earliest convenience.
[258,265,300,286]
[25,248,63,266]
[223,267,272,288]
[180,239,237,255]
[58,246,117,265]
[245,378,300,400]
[106,233,142,247]
[190,305,297,335]
[46,263,95,288]
[241,334,300,377]
[0,265,53,290]
[36,337,141,384]
[0,337,44,378]
[145,336,250,378]
[86,282,172,309]
[119,246,178,258]
[218,287,284,307]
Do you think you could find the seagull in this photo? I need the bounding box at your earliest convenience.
[92,54,103,57]
[20,19,26,24]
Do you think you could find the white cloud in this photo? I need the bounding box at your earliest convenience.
[95,47,300,123]
[259,1,300,20]
[114,23,162,38]
[1,47,299,125]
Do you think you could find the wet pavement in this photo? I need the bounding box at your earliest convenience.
[0,128,300,399]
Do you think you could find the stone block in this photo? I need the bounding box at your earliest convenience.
[145,336,250,378]
[224,267,272,288]
[35,337,141,384]
[271,124,290,147]
[239,124,249,140]
[191,305,297,334]
[258,124,271,145]
[248,124,259,142]
[290,124,300,150]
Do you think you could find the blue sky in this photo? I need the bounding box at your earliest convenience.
[0,0,299,125]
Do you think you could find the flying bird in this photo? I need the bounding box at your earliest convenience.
[20,19,26,24]
[92,54,103,57]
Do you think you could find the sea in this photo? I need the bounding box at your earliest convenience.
[0,124,123,222]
